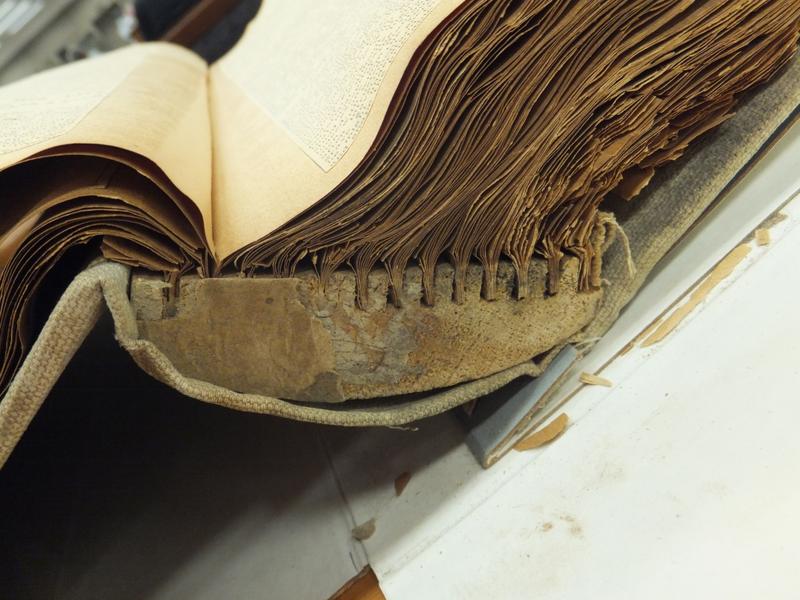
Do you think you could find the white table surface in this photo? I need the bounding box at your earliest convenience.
[337,112,800,600]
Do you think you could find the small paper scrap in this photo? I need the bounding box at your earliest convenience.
[642,243,751,348]
[352,518,376,541]
[755,228,770,246]
[514,413,569,452]
[394,471,411,497]
[579,372,613,387]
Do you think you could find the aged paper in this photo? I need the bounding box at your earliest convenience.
[209,0,466,259]
[0,43,213,248]
[220,0,442,171]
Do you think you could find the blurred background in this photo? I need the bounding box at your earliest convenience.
[0,0,262,85]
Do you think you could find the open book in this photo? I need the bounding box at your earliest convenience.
[0,0,798,394]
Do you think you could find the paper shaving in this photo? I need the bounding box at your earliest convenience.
[352,518,376,541]
[394,472,411,497]
[642,243,751,348]
[514,413,569,452]
[579,372,613,387]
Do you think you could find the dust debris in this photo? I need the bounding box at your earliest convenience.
[461,398,478,417]
[386,425,419,432]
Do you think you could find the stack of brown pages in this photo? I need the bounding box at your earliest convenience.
[0,0,798,395]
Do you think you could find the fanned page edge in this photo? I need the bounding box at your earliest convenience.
[0,43,214,252]
[208,0,466,260]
